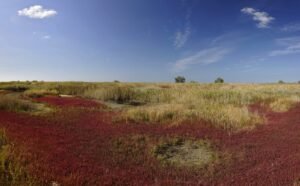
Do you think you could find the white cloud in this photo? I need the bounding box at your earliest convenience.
[173,47,231,71]
[281,23,300,32]
[241,7,274,28]
[174,25,191,49]
[269,37,300,56]
[18,5,57,19]
[42,35,51,40]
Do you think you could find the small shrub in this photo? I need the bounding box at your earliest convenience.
[214,77,224,84]
[278,80,285,84]
[175,76,186,83]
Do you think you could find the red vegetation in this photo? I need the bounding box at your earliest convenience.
[35,96,103,108]
[1,97,300,185]
[0,90,10,95]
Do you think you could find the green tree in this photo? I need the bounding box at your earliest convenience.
[214,77,224,84]
[278,80,285,84]
[175,76,186,83]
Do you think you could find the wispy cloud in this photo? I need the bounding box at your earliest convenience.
[18,5,57,19]
[269,37,300,56]
[173,47,231,72]
[241,7,274,28]
[274,36,300,46]
[172,32,241,72]
[210,32,246,46]
[281,23,300,32]
[174,10,191,49]
[174,25,191,49]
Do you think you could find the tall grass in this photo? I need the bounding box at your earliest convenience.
[83,85,138,103]
[119,83,300,131]
[2,81,300,130]
[23,89,58,98]
[0,94,52,114]
[123,103,263,131]
[0,95,37,112]
[0,129,38,185]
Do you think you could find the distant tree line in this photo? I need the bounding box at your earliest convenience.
[174,76,225,84]
[174,77,300,84]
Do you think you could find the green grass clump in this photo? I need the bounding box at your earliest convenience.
[0,95,37,112]
[84,85,138,103]
[0,94,52,114]
[269,95,300,112]
[123,103,263,131]
[0,129,39,185]
[23,89,58,98]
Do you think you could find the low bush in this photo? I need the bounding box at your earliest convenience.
[0,86,28,92]
[0,95,37,112]
[175,76,186,83]
[214,77,224,84]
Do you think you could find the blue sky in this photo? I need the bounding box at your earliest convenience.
[1,0,300,82]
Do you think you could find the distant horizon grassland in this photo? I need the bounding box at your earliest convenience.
[1,81,300,131]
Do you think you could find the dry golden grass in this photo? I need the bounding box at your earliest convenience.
[119,83,299,131]
[269,96,300,112]
[2,81,300,131]
[23,89,58,98]
[0,94,37,112]
[0,129,39,185]
[123,103,263,131]
[0,94,52,114]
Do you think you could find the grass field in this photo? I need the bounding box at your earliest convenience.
[2,81,299,130]
[0,81,300,185]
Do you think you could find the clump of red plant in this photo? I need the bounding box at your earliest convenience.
[0,97,300,185]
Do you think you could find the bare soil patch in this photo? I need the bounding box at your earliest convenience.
[154,138,218,167]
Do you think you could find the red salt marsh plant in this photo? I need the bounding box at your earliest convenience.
[1,83,300,185]
[0,103,228,185]
[34,96,104,108]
